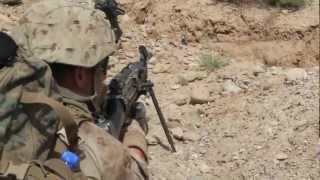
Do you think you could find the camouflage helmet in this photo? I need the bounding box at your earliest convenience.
[13,0,116,68]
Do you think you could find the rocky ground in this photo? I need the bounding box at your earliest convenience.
[1,0,319,179]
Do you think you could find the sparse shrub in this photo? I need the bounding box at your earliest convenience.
[198,53,228,71]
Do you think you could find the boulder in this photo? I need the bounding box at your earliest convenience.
[276,152,289,161]
[173,94,189,106]
[171,127,184,141]
[222,80,242,94]
[190,86,210,104]
[285,68,307,82]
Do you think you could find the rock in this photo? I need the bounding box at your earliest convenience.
[206,74,216,83]
[188,62,201,71]
[253,64,266,76]
[285,68,308,82]
[281,9,290,14]
[173,94,189,106]
[177,72,203,85]
[165,104,183,121]
[199,162,211,173]
[177,75,189,86]
[196,72,207,80]
[276,152,288,161]
[152,64,169,74]
[269,66,283,75]
[199,148,207,155]
[149,56,157,65]
[222,80,242,94]
[171,84,181,90]
[171,127,184,141]
[262,76,282,91]
[184,108,202,123]
[0,14,11,23]
[146,136,158,145]
[125,52,135,58]
[0,14,16,33]
[167,120,182,129]
[262,52,278,66]
[173,173,185,180]
[120,14,131,23]
[184,72,200,82]
[190,86,210,104]
[184,131,200,142]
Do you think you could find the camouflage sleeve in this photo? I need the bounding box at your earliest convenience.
[122,121,149,179]
[56,122,149,180]
[61,99,148,180]
[77,121,148,180]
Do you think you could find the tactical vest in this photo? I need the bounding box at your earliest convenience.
[0,32,85,180]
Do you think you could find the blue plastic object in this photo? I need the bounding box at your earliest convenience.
[60,150,80,169]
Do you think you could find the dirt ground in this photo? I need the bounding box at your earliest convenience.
[1,0,319,179]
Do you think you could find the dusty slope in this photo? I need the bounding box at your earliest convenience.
[116,0,320,179]
[119,0,319,67]
[1,0,319,179]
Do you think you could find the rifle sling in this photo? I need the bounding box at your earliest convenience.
[20,92,78,150]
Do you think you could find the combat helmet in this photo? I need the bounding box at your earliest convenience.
[13,0,116,68]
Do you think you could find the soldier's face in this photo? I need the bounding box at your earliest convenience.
[73,59,108,100]
[73,67,95,96]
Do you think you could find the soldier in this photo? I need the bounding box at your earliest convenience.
[3,0,148,179]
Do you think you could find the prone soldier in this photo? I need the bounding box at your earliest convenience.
[0,0,148,179]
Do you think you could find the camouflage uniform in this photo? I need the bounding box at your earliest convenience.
[56,86,148,180]
[2,0,148,179]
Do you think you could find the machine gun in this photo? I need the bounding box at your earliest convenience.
[98,45,176,152]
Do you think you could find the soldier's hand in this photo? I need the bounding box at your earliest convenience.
[130,102,148,134]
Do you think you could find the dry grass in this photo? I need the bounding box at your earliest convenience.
[198,53,229,71]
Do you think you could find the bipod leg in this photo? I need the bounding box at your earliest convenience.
[148,87,176,152]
